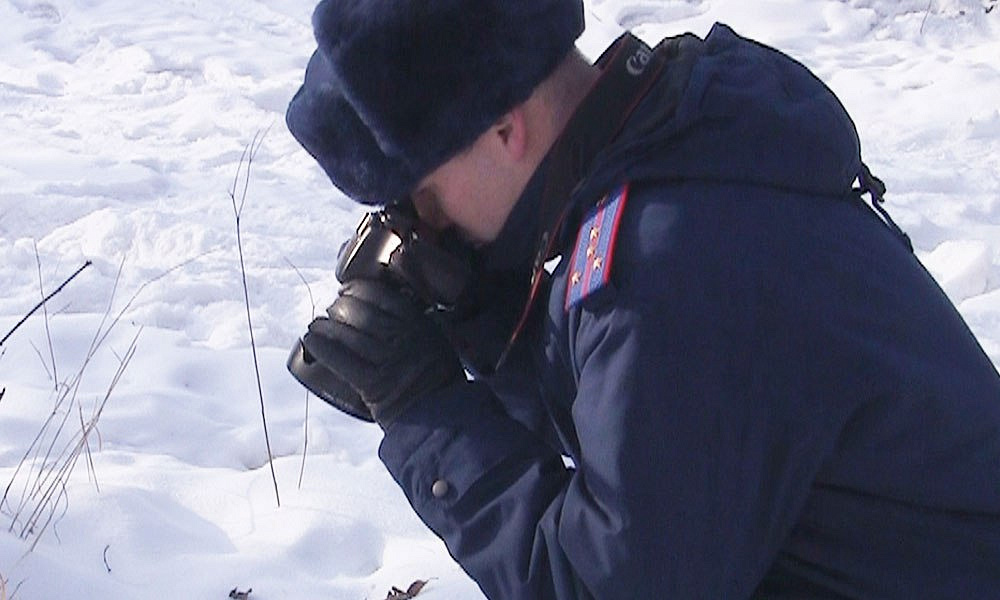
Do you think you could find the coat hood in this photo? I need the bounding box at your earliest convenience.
[579,23,863,209]
[481,24,864,276]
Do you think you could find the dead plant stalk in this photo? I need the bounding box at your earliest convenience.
[286,258,317,490]
[229,129,281,507]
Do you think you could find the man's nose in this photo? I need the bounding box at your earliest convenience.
[411,191,452,232]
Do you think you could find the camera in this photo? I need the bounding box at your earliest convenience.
[285,204,475,418]
[334,203,474,311]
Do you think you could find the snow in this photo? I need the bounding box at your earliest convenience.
[1,0,998,597]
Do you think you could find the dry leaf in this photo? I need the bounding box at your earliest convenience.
[384,579,429,600]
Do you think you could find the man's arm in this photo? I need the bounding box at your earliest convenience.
[377,181,889,598]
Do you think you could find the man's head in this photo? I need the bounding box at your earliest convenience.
[410,50,599,244]
[286,0,587,239]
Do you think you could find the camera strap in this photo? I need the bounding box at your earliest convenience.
[491,32,678,370]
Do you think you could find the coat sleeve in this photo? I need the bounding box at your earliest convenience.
[377,181,904,598]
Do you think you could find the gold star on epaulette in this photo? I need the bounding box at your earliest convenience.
[564,183,629,312]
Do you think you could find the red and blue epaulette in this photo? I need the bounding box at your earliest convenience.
[565,183,630,311]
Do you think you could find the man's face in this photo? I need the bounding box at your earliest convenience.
[410,127,524,246]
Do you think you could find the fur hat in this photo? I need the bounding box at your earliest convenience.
[286,0,585,205]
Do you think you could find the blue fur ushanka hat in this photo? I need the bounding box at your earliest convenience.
[286,0,585,205]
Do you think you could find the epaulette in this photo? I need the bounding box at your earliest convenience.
[565,183,630,311]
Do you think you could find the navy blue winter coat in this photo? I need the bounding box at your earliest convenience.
[379,24,1000,599]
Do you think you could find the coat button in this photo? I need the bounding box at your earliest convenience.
[432,479,450,498]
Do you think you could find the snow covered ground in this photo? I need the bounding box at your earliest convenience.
[1,0,997,598]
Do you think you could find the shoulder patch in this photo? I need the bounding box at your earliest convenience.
[565,183,630,311]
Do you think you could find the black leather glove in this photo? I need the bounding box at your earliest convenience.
[298,278,466,427]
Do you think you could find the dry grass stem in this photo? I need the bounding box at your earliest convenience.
[285,258,317,490]
[2,251,205,541]
[0,260,91,348]
[0,251,216,549]
[33,242,59,389]
[229,128,281,508]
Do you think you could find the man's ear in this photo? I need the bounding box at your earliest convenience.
[493,107,528,162]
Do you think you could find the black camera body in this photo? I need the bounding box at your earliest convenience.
[335,205,473,311]
[286,205,474,418]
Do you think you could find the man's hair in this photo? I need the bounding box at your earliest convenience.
[537,49,600,131]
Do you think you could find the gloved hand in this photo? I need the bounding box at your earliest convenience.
[298,278,466,427]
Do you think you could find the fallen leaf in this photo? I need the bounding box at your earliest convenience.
[384,579,429,600]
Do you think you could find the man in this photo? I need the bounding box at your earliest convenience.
[285,0,1000,598]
